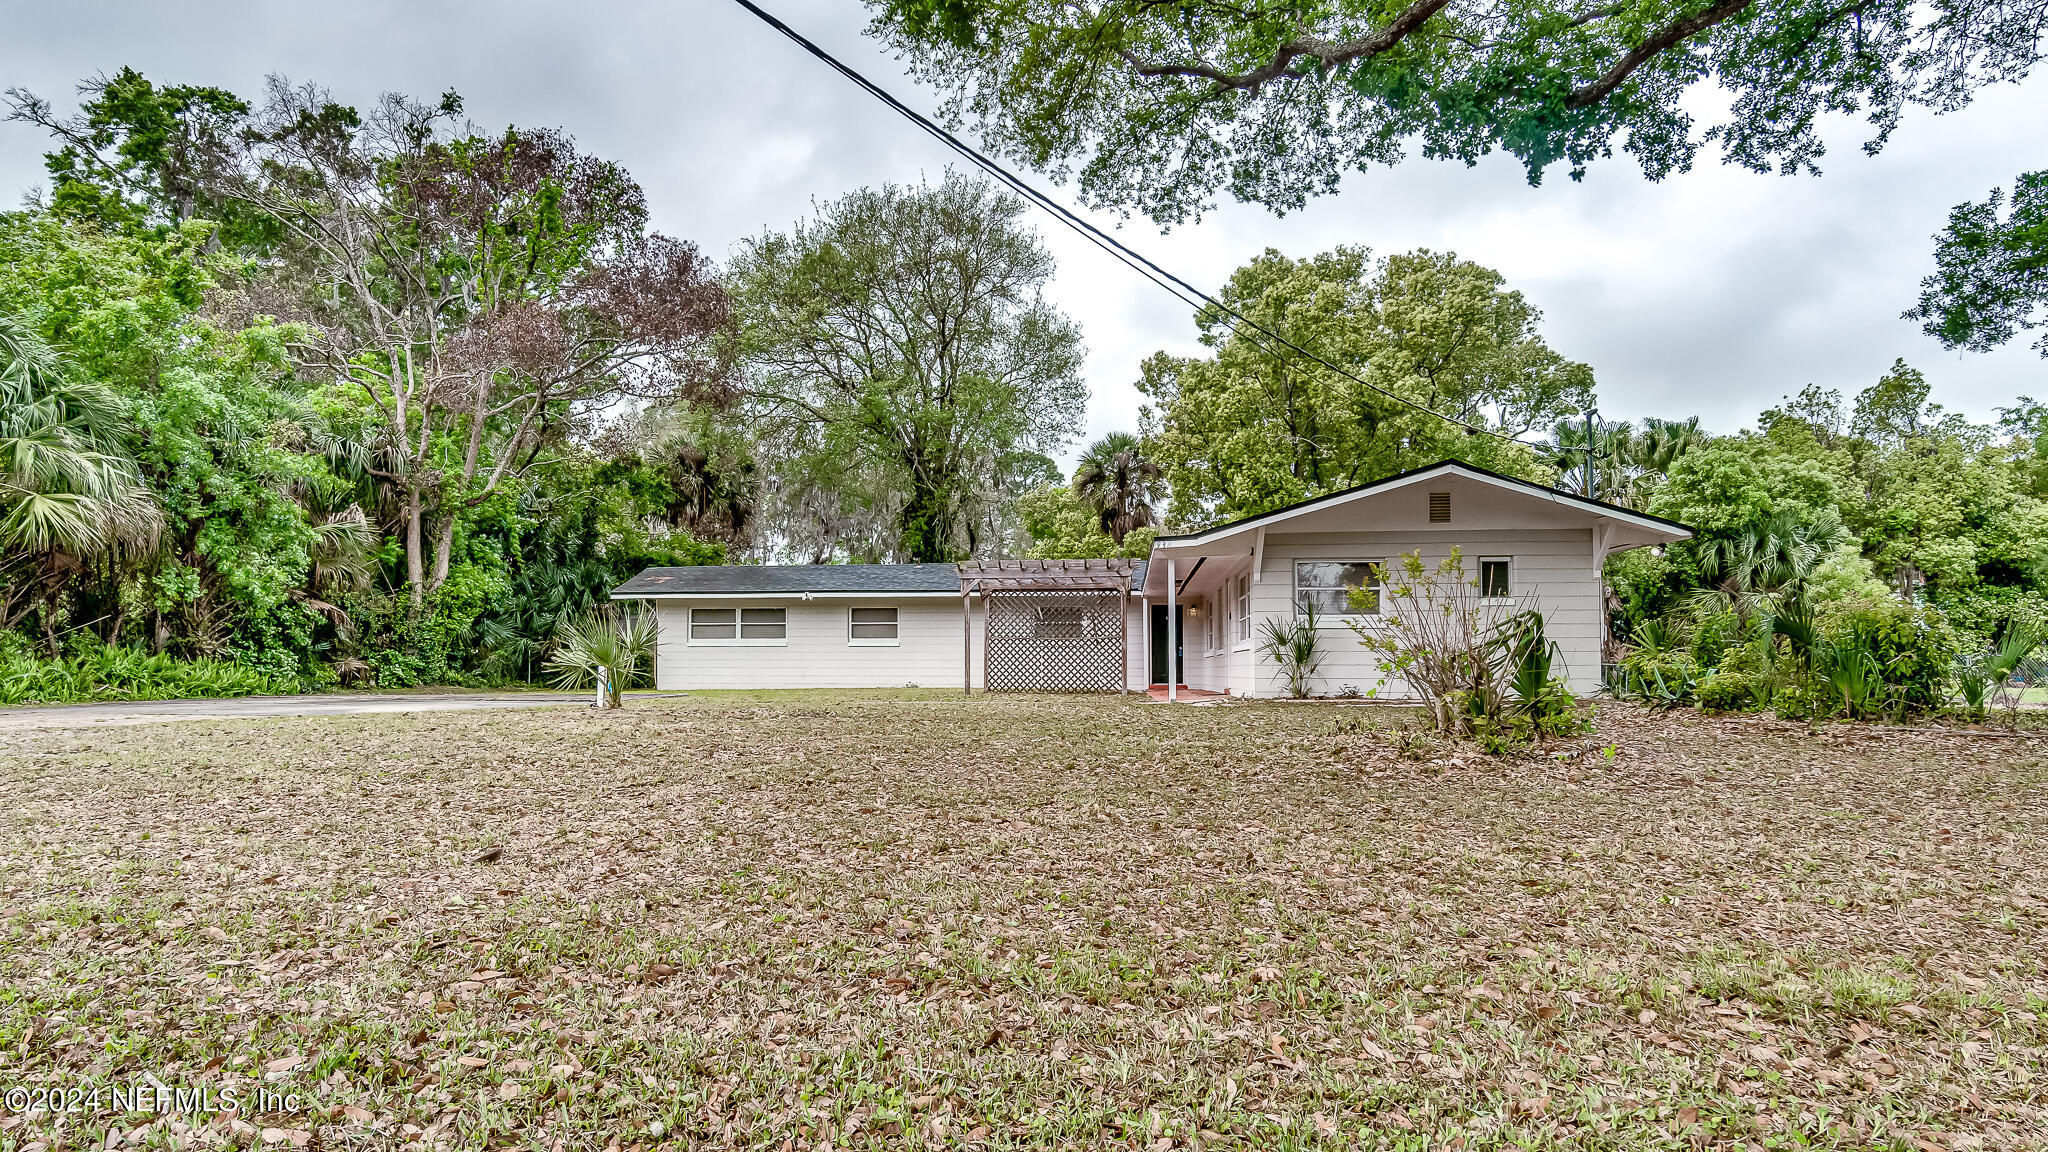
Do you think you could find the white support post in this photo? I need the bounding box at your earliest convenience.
[1251,527,1266,583]
[1139,593,1149,692]
[1166,559,1178,703]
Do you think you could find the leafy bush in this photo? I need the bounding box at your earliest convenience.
[0,641,291,705]
[1695,670,1767,712]
[1772,677,1825,721]
[1617,650,1700,707]
[1823,599,1958,712]
[1687,608,1745,670]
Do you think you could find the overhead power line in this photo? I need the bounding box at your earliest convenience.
[726,0,1541,449]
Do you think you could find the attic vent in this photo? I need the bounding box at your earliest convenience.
[1429,491,1451,523]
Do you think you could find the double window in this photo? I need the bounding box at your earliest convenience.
[1294,560,1382,617]
[688,607,787,644]
[849,606,899,643]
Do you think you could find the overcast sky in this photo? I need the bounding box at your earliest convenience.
[5,0,2044,465]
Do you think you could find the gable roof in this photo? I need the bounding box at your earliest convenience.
[1151,458,1693,548]
[614,561,1150,598]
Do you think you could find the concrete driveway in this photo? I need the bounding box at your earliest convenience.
[0,691,656,730]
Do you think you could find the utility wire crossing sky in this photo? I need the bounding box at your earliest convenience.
[1,0,2042,459]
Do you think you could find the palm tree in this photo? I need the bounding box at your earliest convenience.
[1631,416,1707,473]
[0,314,161,646]
[1545,417,1633,503]
[1622,416,1708,503]
[1691,507,1847,623]
[1072,432,1163,545]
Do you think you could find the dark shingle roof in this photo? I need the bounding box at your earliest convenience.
[613,561,1150,597]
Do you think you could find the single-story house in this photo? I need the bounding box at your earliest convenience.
[611,460,1692,698]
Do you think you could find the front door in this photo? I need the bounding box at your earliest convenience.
[1149,604,1184,685]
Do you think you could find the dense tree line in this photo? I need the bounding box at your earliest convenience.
[4,65,2041,705]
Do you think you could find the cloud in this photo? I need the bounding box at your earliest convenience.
[3,0,2042,463]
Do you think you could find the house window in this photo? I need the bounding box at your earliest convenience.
[1233,574,1251,642]
[1206,597,1221,653]
[849,606,899,643]
[691,606,787,643]
[1295,560,1382,616]
[740,607,786,640]
[1479,558,1511,599]
[689,608,737,641]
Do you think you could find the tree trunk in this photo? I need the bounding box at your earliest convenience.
[428,513,456,591]
[405,485,426,612]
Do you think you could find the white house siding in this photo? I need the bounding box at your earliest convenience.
[651,594,1152,693]
[1244,527,1602,698]
[652,597,969,691]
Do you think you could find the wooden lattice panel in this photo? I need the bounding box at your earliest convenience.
[985,590,1125,692]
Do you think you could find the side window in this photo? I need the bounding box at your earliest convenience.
[1234,574,1251,642]
[739,607,786,640]
[1479,558,1511,599]
[1294,560,1382,616]
[849,606,898,642]
[689,608,736,641]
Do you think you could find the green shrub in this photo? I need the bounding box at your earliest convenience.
[1773,677,1825,721]
[1696,670,1766,712]
[1689,609,1743,669]
[1617,650,1700,707]
[1525,676,1594,736]
[1823,599,1958,712]
[0,642,291,706]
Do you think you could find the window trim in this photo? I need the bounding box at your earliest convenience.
[1233,573,1252,645]
[1478,556,1513,601]
[848,605,900,646]
[1294,559,1384,620]
[688,605,788,646]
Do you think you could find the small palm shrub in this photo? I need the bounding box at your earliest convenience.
[544,607,658,708]
[1257,605,1323,698]
[1953,626,2042,725]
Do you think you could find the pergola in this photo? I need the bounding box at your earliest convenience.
[956,559,1136,693]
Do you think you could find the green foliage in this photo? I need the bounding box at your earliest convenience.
[1823,599,1959,713]
[544,607,659,708]
[1256,606,1323,699]
[0,74,738,696]
[1616,650,1700,708]
[1015,482,1155,559]
[1909,171,2048,359]
[1138,247,1581,526]
[1695,670,1767,713]
[1649,440,1842,537]
[1071,432,1162,544]
[0,637,289,705]
[729,171,1085,561]
[1352,552,1583,747]
[870,0,2041,224]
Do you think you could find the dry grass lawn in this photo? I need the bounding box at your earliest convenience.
[3,693,2046,1150]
